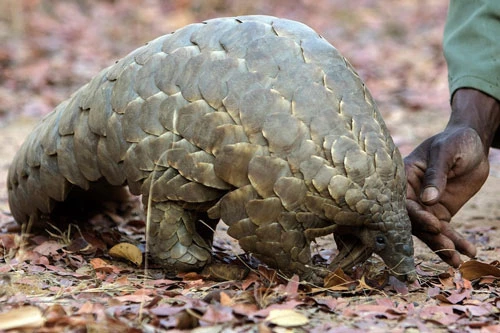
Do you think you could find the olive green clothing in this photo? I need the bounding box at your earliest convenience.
[444,0,500,147]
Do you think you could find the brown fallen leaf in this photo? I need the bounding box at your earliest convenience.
[114,293,153,303]
[481,324,500,333]
[241,272,260,290]
[323,267,356,290]
[459,260,500,281]
[438,269,455,289]
[108,242,143,266]
[388,275,409,295]
[33,240,63,256]
[200,304,235,325]
[452,304,493,317]
[418,305,460,326]
[343,303,405,320]
[265,309,309,327]
[258,265,286,284]
[90,258,116,273]
[254,300,305,318]
[220,291,234,306]
[176,310,199,330]
[435,288,471,305]
[0,233,18,250]
[0,306,45,330]
[64,236,95,255]
[201,262,249,281]
[284,274,300,298]
[314,297,338,312]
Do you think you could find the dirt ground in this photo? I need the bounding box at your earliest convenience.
[1,1,500,332]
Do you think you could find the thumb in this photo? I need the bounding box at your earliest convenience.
[420,143,452,205]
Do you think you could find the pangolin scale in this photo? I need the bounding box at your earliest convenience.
[7,15,416,283]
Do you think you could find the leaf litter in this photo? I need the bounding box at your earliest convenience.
[1,199,499,332]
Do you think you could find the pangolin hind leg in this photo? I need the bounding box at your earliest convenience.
[146,200,217,273]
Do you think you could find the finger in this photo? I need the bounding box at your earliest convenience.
[406,200,441,234]
[413,230,463,267]
[421,140,453,205]
[439,222,477,259]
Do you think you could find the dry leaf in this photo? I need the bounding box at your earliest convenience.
[435,289,471,305]
[459,260,500,281]
[284,274,300,297]
[220,292,233,306]
[108,242,143,266]
[324,267,355,290]
[265,309,309,327]
[200,305,235,324]
[90,258,112,271]
[0,306,45,330]
[201,262,249,281]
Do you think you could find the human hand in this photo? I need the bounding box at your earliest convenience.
[404,89,500,267]
[404,127,488,266]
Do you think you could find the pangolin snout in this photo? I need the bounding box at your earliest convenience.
[394,259,417,283]
[387,246,417,283]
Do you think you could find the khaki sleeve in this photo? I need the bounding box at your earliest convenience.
[444,0,500,100]
[444,0,500,146]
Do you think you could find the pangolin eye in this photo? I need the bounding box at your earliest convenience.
[376,236,386,245]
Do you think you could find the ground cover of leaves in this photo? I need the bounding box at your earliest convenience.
[1,1,500,332]
[1,199,500,332]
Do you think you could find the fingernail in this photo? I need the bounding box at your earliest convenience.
[421,186,439,203]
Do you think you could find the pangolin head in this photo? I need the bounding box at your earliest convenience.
[330,206,416,283]
[312,130,417,282]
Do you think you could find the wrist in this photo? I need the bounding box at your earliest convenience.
[448,88,500,153]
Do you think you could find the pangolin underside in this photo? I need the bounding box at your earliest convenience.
[7,15,416,283]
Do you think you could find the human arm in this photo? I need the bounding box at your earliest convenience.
[404,0,500,266]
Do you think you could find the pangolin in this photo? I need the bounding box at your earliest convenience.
[7,15,416,283]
